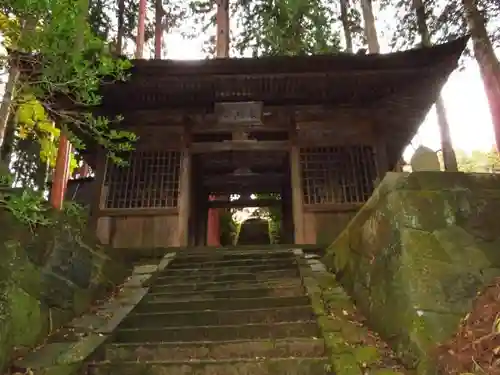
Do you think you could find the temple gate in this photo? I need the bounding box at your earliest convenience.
[65,38,465,248]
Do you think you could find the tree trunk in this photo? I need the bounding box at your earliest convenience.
[414,0,458,171]
[116,0,125,54]
[154,0,165,59]
[136,0,147,58]
[360,0,380,53]
[340,0,353,53]
[0,64,20,150]
[463,0,500,151]
[215,0,230,57]
[0,111,15,165]
[435,96,458,170]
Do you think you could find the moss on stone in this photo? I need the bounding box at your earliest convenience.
[353,345,381,366]
[323,172,500,374]
[0,208,130,374]
[332,353,363,375]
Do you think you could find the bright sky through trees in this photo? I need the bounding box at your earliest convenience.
[1,6,496,163]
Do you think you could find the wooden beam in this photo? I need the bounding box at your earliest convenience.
[99,207,178,216]
[193,122,288,133]
[208,198,281,208]
[210,187,280,195]
[203,173,284,185]
[191,140,289,153]
[109,106,374,130]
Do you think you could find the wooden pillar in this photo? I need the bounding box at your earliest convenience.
[50,134,70,209]
[177,131,192,247]
[289,121,305,244]
[88,147,106,233]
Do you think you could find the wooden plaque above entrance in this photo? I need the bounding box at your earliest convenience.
[214,101,263,124]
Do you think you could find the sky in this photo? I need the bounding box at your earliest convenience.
[1,13,497,164]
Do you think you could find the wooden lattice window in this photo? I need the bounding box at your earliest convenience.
[103,151,181,209]
[300,146,377,205]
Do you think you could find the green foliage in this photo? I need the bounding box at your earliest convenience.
[188,0,343,56]
[0,189,51,231]
[1,0,137,167]
[62,200,87,227]
[0,161,13,186]
[235,0,342,56]
[0,184,87,237]
[438,149,500,173]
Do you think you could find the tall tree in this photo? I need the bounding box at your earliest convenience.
[413,0,458,171]
[155,0,165,58]
[116,0,126,54]
[462,0,500,151]
[340,0,353,52]
[136,0,147,58]
[216,0,230,57]
[360,0,380,53]
[0,62,19,148]
[391,0,500,154]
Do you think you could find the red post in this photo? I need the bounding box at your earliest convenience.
[207,195,220,246]
[50,134,70,209]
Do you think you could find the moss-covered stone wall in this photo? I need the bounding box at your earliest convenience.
[323,172,500,374]
[0,209,130,373]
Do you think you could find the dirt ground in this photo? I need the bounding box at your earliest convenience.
[435,276,500,375]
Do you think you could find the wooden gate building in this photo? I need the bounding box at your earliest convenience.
[77,37,466,248]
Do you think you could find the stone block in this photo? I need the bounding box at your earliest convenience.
[323,172,500,373]
[0,208,130,374]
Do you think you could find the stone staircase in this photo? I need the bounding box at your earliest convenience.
[87,248,331,374]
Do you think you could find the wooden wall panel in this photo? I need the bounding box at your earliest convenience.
[303,209,358,245]
[96,217,111,245]
[96,214,179,249]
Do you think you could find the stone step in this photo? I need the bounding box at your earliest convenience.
[167,256,296,269]
[171,250,295,264]
[88,357,330,375]
[120,305,316,328]
[144,285,304,302]
[150,277,302,294]
[159,262,298,277]
[103,338,326,361]
[133,295,311,314]
[114,321,321,343]
[153,269,299,285]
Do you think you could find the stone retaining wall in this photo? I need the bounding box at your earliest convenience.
[0,209,130,373]
[323,172,500,374]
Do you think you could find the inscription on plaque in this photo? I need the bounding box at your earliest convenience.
[215,101,263,124]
